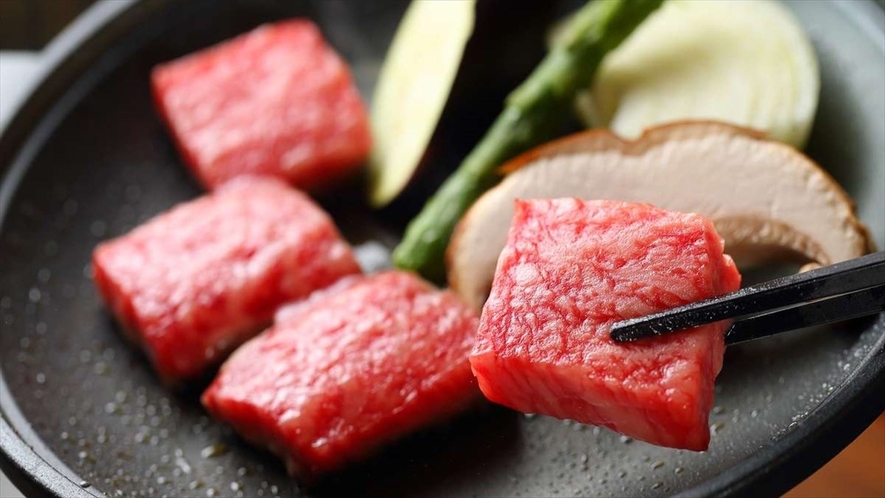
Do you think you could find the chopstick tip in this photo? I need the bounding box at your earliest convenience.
[609,320,641,343]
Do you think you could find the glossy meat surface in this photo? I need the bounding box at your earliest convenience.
[152,20,371,190]
[92,178,360,382]
[470,199,741,450]
[202,271,479,479]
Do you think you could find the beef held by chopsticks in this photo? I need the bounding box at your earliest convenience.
[470,199,741,451]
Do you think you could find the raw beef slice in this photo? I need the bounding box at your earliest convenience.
[92,177,360,383]
[151,20,371,190]
[202,271,480,479]
[470,199,741,450]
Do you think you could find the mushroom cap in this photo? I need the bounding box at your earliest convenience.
[448,121,873,310]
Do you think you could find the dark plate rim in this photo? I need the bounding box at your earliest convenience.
[0,1,883,497]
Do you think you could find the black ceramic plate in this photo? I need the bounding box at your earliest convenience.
[1,1,884,497]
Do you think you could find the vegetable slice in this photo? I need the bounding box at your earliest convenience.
[448,121,872,309]
[583,0,820,148]
[393,0,665,282]
[368,0,476,207]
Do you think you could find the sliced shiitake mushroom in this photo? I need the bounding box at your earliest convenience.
[448,121,873,309]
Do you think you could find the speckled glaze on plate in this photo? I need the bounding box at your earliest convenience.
[1,1,883,497]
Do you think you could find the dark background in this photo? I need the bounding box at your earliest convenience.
[0,1,882,497]
[0,0,96,50]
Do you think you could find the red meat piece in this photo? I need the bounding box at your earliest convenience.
[92,177,360,383]
[470,199,741,451]
[151,20,371,190]
[202,271,480,479]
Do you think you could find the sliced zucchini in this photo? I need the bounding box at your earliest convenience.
[368,0,476,207]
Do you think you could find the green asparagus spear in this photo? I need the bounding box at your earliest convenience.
[392,0,665,282]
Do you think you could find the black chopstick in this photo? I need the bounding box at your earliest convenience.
[610,251,885,344]
[724,284,885,345]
